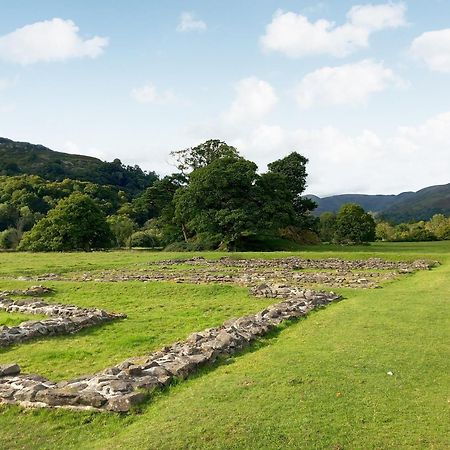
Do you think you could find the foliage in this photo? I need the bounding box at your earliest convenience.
[0,137,158,195]
[334,203,376,244]
[425,213,450,240]
[170,139,240,174]
[0,175,128,228]
[267,151,308,197]
[19,193,114,251]
[174,157,261,249]
[267,152,316,222]
[376,214,450,242]
[279,226,320,245]
[107,215,136,247]
[319,212,337,242]
[172,155,307,250]
[172,150,314,250]
[0,228,20,249]
[129,230,159,248]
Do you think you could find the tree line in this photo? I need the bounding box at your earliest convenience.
[1,140,317,251]
[2,139,447,251]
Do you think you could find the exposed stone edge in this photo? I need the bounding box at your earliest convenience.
[0,286,340,413]
[0,297,126,348]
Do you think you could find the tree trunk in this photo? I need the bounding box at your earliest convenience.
[181,224,188,243]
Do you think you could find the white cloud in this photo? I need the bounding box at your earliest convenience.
[0,78,13,91]
[131,83,175,104]
[296,59,407,108]
[410,29,450,72]
[347,3,407,31]
[177,12,207,32]
[0,18,108,65]
[260,2,407,58]
[229,111,450,196]
[224,77,278,124]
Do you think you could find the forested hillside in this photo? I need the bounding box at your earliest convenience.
[309,183,450,223]
[0,138,157,194]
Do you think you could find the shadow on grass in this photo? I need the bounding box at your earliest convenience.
[131,301,345,415]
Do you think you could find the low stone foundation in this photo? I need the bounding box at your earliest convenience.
[0,286,340,412]
[48,257,437,289]
[0,294,126,348]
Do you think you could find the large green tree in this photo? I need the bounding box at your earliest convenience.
[267,152,316,221]
[19,193,113,251]
[173,155,303,249]
[334,203,376,244]
[174,157,260,248]
[170,140,240,174]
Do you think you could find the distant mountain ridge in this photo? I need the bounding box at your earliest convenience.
[307,183,450,223]
[0,137,157,194]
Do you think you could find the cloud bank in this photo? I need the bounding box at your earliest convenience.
[260,2,407,58]
[410,28,450,72]
[0,18,108,64]
[296,59,407,108]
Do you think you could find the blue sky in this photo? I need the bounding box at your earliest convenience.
[0,1,449,196]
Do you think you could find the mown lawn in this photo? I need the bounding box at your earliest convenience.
[0,242,449,449]
[0,311,47,327]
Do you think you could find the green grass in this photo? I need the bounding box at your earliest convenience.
[0,241,449,449]
[0,311,47,327]
[0,241,444,277]
[0,282,274,380]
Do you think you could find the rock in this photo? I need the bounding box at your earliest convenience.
[0,297,126,349]
[108,380,132,393]
[35,388,79,406]
[106,393,146,412]
[0,364,20,377]
[77,391,107,408]
[14,384,47,402]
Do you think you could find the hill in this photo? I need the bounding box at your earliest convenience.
[0,137,157,194]
[380,183,450,222]
[308,183,450,223]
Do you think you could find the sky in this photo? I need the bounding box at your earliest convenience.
[0,0,449,197]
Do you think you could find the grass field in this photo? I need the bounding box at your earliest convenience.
[0,242,449,449]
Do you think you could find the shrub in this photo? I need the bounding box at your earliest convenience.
[0,228,20,249]
[130,230,159,248]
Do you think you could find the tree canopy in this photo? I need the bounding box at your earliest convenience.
[170,139,240,174]
[1,138,320,251]
[334,203,376,244]
[172,151,314,250]
[19,193,113,251]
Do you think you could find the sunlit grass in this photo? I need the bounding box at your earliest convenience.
[0,241,449,449]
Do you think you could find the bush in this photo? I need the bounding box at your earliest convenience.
[130,230,159,248]
[0,228,20,249]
